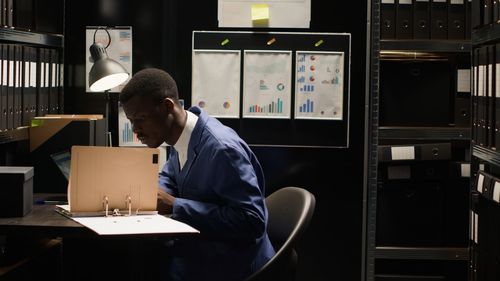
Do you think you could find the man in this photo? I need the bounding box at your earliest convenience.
[119,68,275,281]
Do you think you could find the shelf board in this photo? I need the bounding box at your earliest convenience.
[378,126,471,140]
[0,28,63,48]
[0,127,29,144]
[472,145,500,166]
[374,247,469,260]
[472,23,500,46]
[380,39,471,53]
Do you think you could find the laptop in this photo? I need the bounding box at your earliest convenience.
[56,146,160,217]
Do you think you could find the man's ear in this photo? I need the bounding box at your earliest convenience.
[160,98,175,113]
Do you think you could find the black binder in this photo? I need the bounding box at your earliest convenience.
[466,0,472,39]
[414,0,431,38]
[37,48,49,117]
[14,0,33,30]
[478,47,487,146]
[455,68,471,126]
[0,44,5,131]
[473,48,479,145]
[381,0,397,39]
[487,45,495,148]
[484,0,493,25]
[396,0,414,39]
[448,0,466,39]
[495,44,500,150]
[431,0,448,39]
[14,44,22,128]
[6,44,14,130]
[48,48,57,114]
[471,0,483,29]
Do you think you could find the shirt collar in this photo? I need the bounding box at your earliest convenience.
[174,110,199,152]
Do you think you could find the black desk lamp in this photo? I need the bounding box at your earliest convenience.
[88,27,129,146]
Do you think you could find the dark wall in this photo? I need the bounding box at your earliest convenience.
[64,1,369,280]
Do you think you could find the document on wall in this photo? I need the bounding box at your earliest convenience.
[243,50,292,119]
[218,0,311,28]
[294,51,345,120]
[71,214,199,236]
[192,50,241,118]
[85,26,132,92]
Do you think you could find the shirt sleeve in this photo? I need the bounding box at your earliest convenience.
[158,148,179,197]
[171,144,267,240]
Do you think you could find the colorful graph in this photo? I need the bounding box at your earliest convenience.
[249,98,283,114]
[122,123,139,143]
[299,99,314,113]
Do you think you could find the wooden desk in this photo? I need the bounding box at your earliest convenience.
[0,197,187,281]
[0,205,94,238]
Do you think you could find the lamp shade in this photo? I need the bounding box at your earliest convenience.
[89,43,129,92]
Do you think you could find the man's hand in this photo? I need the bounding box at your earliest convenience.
[157,189,176,214]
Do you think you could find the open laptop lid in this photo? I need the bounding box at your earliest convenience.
[68,146,159,214]
[50,150,71,181]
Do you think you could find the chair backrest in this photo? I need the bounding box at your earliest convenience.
[246,186,316,281]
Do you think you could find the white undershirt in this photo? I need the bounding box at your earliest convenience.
[173,111,198,170]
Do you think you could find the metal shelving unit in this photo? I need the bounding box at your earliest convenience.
[472,145,500,167]
[0,28,63,48]
[0,127,29,145]
[375,247,470,261]
[381,39,471,53]
[472,23,500,46]
[379,126,471,140]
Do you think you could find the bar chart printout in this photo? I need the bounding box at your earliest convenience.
[295,51,344,120]
[243,50,292,119]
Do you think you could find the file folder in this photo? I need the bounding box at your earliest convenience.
[487,45,495,148]
[0,44,6,131]
[381,0,397,39]
[484,0,493,24]
[465,0,472,39]
[495,44,500,150]
[448,0,466,39]
[471,0,483,28]
[414,0,431,39]
[61,146,160,216]
[431,0,448,39]
[396,0,413,39]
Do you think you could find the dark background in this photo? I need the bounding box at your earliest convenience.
[63,0,369,280]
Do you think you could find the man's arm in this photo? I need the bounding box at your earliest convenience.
[158,149,179,213]
[171,145,267,240]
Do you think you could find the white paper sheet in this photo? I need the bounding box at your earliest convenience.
[85,27,132,92]
[295,51,344,120]
[390,146,415,160]
[72,214,199,235]
[456,69,470,93]
[218,0,311,28]
[192,50,241,118]
[243,50,292,118]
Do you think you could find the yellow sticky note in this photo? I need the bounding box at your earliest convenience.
[252,4,269,27]
[31,119,44,127]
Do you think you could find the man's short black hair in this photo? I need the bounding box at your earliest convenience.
[119,68,179,105]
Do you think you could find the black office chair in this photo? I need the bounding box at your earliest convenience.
[246,186,316,281]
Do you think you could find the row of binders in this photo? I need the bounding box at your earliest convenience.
[381,0,471,40]
[470,170,500,281]
[471,45,500,149]
[0,44,63,131]
[0,0,63,33]
[472,0,500,29]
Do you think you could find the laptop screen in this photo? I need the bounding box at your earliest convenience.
[50,150,71,181]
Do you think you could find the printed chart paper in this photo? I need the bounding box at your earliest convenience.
[243,50,292,119]
[295,51,344,120]
[192,50,241,118]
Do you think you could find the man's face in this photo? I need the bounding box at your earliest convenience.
[122,95,169,148]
